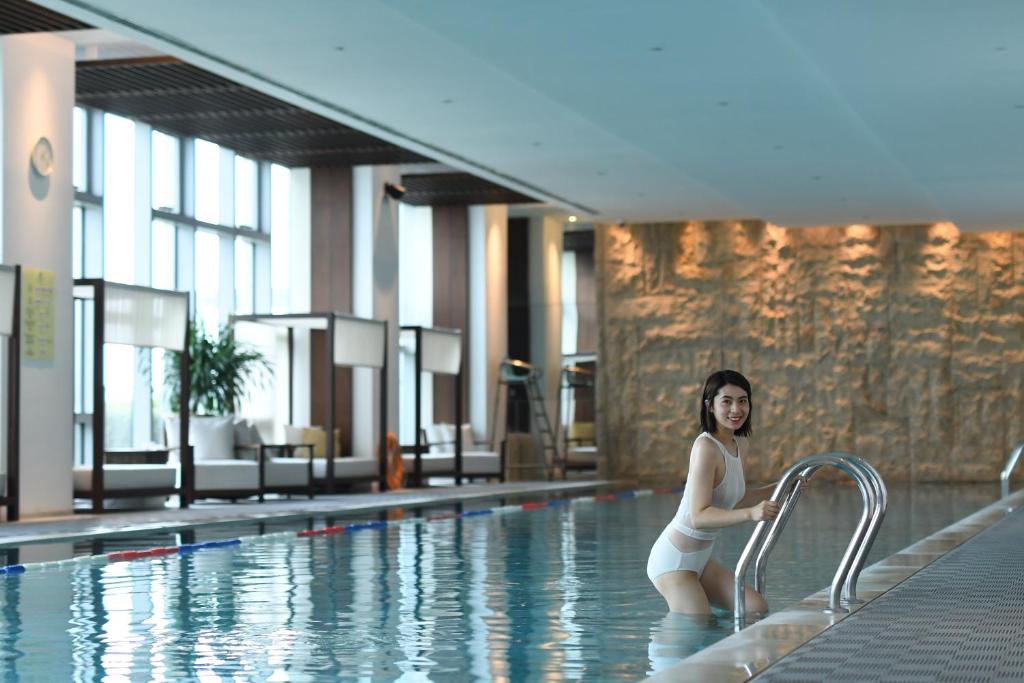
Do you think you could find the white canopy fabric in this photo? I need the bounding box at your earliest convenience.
[420,328,461,375]
[0,266,15,338]
[333,315,386,368]
[103,283,188,351]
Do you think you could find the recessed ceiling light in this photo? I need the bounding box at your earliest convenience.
[995,45,1007,52]
[442,98,454,104]
[568,215,578,223]
[812,175,822,181]
[334,46,345,52]
[717,101,729,107]
[650,46,663,52]
[531,141,543,147]
[596,171,607,176]
[773,144,784,151]
[1014,104,1024,110]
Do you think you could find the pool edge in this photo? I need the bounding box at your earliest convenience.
[645,488,1024,683]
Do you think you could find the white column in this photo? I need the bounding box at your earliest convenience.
[0,33,75,516]
[468,204,508,444]
[528,216,563,426]
[352,165,400,458]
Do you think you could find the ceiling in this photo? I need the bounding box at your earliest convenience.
[23,1,1024,228]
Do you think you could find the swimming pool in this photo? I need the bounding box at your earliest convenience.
[0,483,999,681]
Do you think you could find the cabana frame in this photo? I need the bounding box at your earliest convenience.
[73,279,190,513]
[0,265,21,521]
[401,325,464,487]
[230,312,388,492]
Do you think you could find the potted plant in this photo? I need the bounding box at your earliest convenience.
[165,323,272,416]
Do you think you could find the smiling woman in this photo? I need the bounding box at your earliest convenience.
[647,370,785,615]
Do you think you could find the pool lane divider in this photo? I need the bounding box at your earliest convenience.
[1,485,686,576]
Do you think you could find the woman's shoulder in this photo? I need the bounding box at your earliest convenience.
[689,434,720,462]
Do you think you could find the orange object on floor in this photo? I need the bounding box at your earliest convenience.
[384,432,405,490]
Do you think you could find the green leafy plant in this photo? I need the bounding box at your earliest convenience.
[165,323,272,416]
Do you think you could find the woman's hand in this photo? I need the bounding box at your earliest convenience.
[748,500,780,522]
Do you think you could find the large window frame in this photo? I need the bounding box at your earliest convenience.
[71,105,277,464]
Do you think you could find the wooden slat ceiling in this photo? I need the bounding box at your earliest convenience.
[77,57,432,168]
[400,172,537,206]
[9,0,538,205]
[0,0,89,34]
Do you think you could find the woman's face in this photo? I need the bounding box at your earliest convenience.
[710,383,749,433]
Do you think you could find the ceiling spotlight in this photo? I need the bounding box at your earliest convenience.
[384,182,406,200]
[568,215,578,223]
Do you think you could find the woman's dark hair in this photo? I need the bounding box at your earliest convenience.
[699,369,753,436]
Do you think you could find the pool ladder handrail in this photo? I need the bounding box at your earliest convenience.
[733,452,887,627]
[1000,442,1024,499]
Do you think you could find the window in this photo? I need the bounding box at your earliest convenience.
[72,108,277,464]
[270,164,290,313]
[72,206,85,280]
[194,230,221,334]
[72,107,88,193]
[234,156,258,229]
[151,130,180,213]
[234,237,254,315]
[103,113,136,284]
[194,138,221,224]
[151,219,176,290]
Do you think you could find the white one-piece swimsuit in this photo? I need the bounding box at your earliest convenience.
[647,432,746,581]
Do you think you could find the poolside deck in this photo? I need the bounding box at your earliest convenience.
[753,500,1024,682]
[0,480,609,548]
[651,488,1024,682]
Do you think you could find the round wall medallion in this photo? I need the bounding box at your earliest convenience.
[30,137,54,177]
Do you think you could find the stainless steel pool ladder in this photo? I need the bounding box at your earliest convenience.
[1001,442,1024,498]
[733,453,887,627]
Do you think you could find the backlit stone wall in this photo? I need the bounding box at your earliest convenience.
[596,221,1024,484]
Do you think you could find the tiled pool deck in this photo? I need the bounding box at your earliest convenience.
[649,487,1024,682]
[0,480,609,549]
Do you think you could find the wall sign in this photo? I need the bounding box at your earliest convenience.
[22,267,55,364]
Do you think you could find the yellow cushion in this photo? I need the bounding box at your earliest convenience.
[569,422,595,441]
[300,427,343,458]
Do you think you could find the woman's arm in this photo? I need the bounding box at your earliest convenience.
[687,441,777,529]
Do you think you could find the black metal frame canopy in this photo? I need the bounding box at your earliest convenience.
[230,312,389,492]
[400,325,465,487]
[0,265,21,521]
[72,279,191,513]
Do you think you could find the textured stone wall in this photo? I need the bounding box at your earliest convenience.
[596,221,1024,484]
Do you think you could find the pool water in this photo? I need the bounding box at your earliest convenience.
[0,483,999,681]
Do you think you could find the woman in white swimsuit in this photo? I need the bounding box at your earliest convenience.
[647,369,790,615]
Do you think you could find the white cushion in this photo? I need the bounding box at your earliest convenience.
[264,458,309,487]
[460,423,477,449]
[164,415,185,449]
[439,424,456,451]
[191,416,235,462]
[234,419,262,446]
[567,445,599,466]
[402,453,455,474]
[194,460,260,491]
[73,465,178,492]
[312,458,378,480]
[283,424,305,445]
[461,451,502,475]
[424,424,448,454]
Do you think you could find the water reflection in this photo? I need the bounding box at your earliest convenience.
[646,612,729,676]
[0,483,1003,681]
